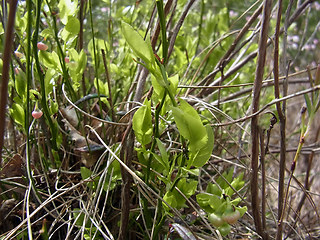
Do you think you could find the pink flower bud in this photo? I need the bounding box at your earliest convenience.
[14,67,20,75]
[14,51,23,58]
[37,42,48,51]
[65,57,70,63]
[32,110,43,119]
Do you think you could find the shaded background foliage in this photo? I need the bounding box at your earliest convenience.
[0,0,319,239]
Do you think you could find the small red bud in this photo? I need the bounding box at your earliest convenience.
[37,42,48,51]
[32,110,43,119]
[14,67,20,75]
[65,57,70,63]
[14,51,23,58]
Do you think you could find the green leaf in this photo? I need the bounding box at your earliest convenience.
[68,48,79,61]
[216,167,234,189]
[103,161,121,191]
[15,73,27,98]
[10,103,25,127]
[40,28,54,39]
[230,197,242,206]
[231,174,245,191]
[163,191,177,208]
[88,38,108,64]
[65,16,80,34]
[44,69,56,96]
[207,182,221,196]
[80,167,92,180]
[151,74,179,102]
[58,0,78,25]
[304,93,312,116]
[77,50,87,73]
[151,154,167,173]
[171,99,207,153]
[196,193,223,212]
[49,100,59,115]
[39,51,55,69]
[234,206,247,217]
[164,178,197,210]
[218,223,231,237]
[178,178,197,198]
[168,74,179,96]
[132,98,153,145]
[190,125,214,167]
[80,167,96,189]
[94,79,108,96]
[121,21,154,65]
[156,138,169,169]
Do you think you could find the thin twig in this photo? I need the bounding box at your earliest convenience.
[259,128,268,237]
[167,0,196,59]
[250,0,272,238]
[211,84,320,127]
[196,3,263,96]
[273,0,288,239]
[197,0,315,99]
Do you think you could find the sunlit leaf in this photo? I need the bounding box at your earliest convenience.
[77,50,87,73]
[58,0,78,25]
[155,138,169,170]
[196,193,223,212]
[44,69,56,96]
[121,21,154,65]
[171,99,207,153]
[10,103,25,127]
[190,125,214,167]
[206,182,221,196]
[304,93,312,116]
[132,98,153,145]
[39,51,55,69]
[15,73,27,99]
[80,167,92,180]
[65,16,80,34]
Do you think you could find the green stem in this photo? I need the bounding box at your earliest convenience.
[279,107,310,227]
[32,0,58,151]
[145,90,167,184]
[25,0,32,169]
[156,0,168,65]
[89,0,104,119]
[26,0,32,136]
[156,59,177,107]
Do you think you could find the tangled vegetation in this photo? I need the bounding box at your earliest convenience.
[0,0,319,239]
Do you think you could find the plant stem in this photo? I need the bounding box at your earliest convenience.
[89,0,104,119]
[146,91,167,184]
[259,128,269,238]
[279,106,311,236]
[156,0,168,65]
[195,0,204,54]
[250,0,272,239]
[0,0,18,166]
[33,0,58,151]
[101,49,115,122]
[44,0,77,102]
[273,1,288,239]
[167,0,196,60]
